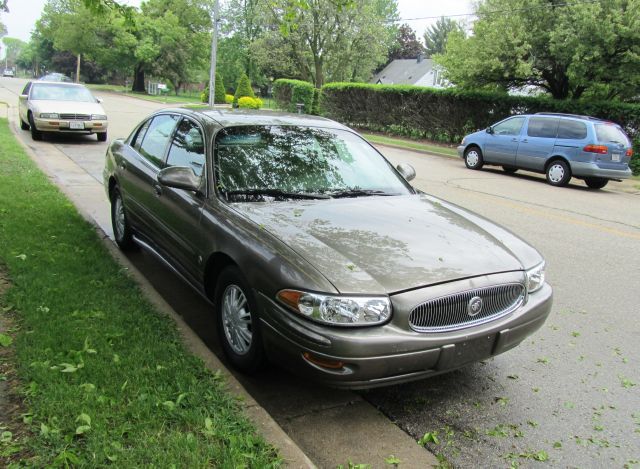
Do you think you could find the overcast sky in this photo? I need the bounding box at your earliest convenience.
[1,0,474,51]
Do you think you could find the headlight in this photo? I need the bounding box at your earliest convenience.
[526,262,546,293]
[277,289,391,326]
[461,137,466,145]
[40,113,59,119]
[92,114,107,120]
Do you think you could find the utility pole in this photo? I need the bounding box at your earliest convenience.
[208,0,219,108]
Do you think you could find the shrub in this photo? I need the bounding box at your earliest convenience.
[234,73,255,106]
[225,94,234,104]
[200,73,226,104]
[273,79,316,114]
[320,82,640,151]
[237,96,263,109]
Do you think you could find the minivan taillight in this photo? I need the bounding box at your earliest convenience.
[626,148,634,157]
[583,144,608,154]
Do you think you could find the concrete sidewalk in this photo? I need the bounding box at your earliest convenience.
[2,103,438,468]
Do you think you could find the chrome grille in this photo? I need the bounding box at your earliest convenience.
[409,283,525,333]
[60,113,90,121]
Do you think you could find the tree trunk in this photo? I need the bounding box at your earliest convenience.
[75,53,81,83]
[132,64,146,92]
[314,57,324,89]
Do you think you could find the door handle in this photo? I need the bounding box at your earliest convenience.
[153,184,162,197]
[521,139,528,143]
[511,138,518,142]
[119,161,127,171]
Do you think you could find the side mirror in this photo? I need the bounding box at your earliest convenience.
[396,163,416,182]
[19,94,28,100]
[96,97,104,104]
[486,127,494,134]
[158,166,200,192]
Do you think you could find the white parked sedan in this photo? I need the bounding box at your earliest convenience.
[18,81,108,142]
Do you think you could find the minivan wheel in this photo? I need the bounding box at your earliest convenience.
[215,266,264,373]
[110,188,137,250]
[585,177,608,190]
[464,147,484,170]
[546,160,571,186]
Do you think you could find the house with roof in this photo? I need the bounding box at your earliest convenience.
[370,55,447,88]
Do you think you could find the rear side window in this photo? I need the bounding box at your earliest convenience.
[492,117,525,136]
[22,82,32,95]
[137,115,179,167]
[557,120,587,140]
[131,120,151,150]
[166,119,206,177]
[595,124,630,145]
[527,117,559,138]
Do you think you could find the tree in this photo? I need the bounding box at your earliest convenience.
[388,24,425,60]
[423,16,463,57]
[2,37,27,67]
[234,72,255,104]
[0,0,8,39]
[436,0,640,100]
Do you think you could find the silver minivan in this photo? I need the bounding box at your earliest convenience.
[457,113,633,189]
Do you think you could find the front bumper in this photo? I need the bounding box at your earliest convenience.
[33,117,108,134]
[457,145,465,157]
[258,281,553,389]
[570,161,632,180]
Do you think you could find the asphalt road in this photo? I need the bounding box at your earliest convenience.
[2,77,639,468]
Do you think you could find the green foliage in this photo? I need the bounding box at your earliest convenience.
[435,0,640,100]
[225,94,234,104]
[273,79,315,114]
[320,82,640,175]
[237,96,263,109]
[200,73,227,104]
[233,73,255,105]
[423,16,463,57]
[388,23,425,61]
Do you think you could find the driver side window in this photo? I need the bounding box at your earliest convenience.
[493,117,525,136]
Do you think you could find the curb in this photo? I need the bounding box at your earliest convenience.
[4,110,315,468]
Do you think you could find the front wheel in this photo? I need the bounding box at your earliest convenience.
[28,113,43,141]
[20,119,29,130]
[110,188,136,250]
[215,266,264,373]
[546,160,571,187]
[464,147,484,170]
[97,132,107,142]
[584,177,608,189]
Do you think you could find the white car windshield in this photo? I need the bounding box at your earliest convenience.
[30,83,96,103]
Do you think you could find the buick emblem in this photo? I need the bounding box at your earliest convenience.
[467,296,483,317]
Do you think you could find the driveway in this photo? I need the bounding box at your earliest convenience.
[2,76,638,468]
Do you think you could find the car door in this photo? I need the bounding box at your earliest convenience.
[516,117,559,170]
[117,113,179,244]
[483,116,526,165]
[152,117,209,281]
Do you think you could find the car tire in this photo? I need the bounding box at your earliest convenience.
[215,266,265,373]
[584,177,608,190]
[97,132,107,142]
[28,113,43,141]
[502,166,518,174]
[464,146,484,170]
[110,187,137,250]
[20,119,29,130]
[545,160,571,187]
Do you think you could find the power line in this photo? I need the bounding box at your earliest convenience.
[397,0,603,22]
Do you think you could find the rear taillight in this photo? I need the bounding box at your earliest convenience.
[626,148,633,157]
[583,144,608,154]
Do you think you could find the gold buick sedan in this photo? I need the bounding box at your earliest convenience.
[18,81,108,142]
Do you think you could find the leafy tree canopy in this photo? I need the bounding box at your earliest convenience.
[423,16,463,57]
[435,0,640,100]
[388,23,425,61]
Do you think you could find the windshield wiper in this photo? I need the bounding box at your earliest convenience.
[327,189,400,198]
[224,188,330,200]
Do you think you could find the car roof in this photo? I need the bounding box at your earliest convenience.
[533,112,608,123]
[167,108,350,130]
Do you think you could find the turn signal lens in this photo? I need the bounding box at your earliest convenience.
[626,148,633,157]
[303,352,344,370]
[583,144,608,154]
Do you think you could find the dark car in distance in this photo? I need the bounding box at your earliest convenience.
[104,109,552,389]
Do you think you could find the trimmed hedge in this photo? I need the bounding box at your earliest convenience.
[320,82,640,174]
[273,79,316,114]
[238,96,263,109]
[200,73,226,104]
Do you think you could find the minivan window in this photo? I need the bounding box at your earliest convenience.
[492,117,525,136]
[595,124,629,145]
[527,117,559,138]
[166,119,205,177]
[137,115,179,167]
[557,120,587,140]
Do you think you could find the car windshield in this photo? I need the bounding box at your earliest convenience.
[30,83,96,102]
[594,124,630,145]
[214,125,412,201]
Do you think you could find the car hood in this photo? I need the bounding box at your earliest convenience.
[231,194,543,295]
[30,100,106,116]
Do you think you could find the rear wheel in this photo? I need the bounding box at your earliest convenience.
[546,160,571,187]
[28,113,42,141]
[20,119,29,130]
[502,166,518,174]
[584,177,608,189]
[215,266,264,373]
[464,146,484,170]
[110,187,136,250]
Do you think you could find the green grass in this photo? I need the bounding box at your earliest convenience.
[86,84,203,105]
[362,133,458,158]
[0,118,280,467]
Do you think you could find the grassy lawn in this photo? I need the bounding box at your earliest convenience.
[86,84,203,105]
[0,118,279,467]
[362,132,459,158]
